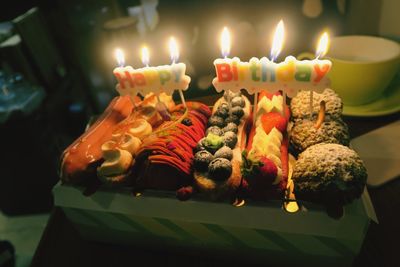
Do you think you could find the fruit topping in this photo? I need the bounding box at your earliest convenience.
[225,114,240,125]
[224,90,241,101]
[215,103,229,118]
[222,122,238,134]
[181,118,193,126]
[232,106,244,118]
[206,126,224,136]
[242,151,278,186]
[208,115,225,128]
[195,138,206,152]
[260,112,287,134]
[223,131,238,149]
[231,96,245,107]
[208,158,232,181]
[214,146,233,160]
[194,150,214,172]
[203,133,224,153]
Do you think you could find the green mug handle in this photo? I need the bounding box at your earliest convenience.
[297,52,314,60]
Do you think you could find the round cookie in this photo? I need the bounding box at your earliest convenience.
[290,117,350,153]
[290,89,343,120]
[293,143,367,207]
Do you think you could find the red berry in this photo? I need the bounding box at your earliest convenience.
[261,112,287,134]
[257,157,278,185]
[243,156,278,187]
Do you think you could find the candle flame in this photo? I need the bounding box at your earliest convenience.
[141,46,150,66]
[220,27,231,58]
[115,48,125,67]
[316,32,330,59]
[169,37,179,63]
[270,20,285,62]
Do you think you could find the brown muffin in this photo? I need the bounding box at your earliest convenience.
[293,143,367,207]
[290,117,350,153]
[290,89,342,120]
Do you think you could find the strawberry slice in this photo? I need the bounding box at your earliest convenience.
[242,153,278,187]
[260,112,287,134]
[259,90,281,100]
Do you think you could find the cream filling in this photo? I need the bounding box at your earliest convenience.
[249,126,283,185]
[98,130,144,180]
[128,118,152,139]
[98,141,133,179]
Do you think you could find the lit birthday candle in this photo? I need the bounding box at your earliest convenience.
[213,27,240,94]
[113,48,137,101]
[212,25,332,98]
[309,32,330,116]
[253,20,286,120]
[112,44,191,98]
[169,36,187,108]
[270,20,285,63]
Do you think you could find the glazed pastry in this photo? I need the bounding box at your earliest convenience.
[61,94,174,187]
[290,117,350,153]
[193,92,251,201]
[292,143,367,214]
[133,102,211,199]
[242,91,290,200]
[290,88,342,120]
[61,96,134,186]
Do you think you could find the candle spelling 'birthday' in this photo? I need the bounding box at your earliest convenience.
[212,31,332,98]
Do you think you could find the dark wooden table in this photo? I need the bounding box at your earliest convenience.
[31,97,400,267]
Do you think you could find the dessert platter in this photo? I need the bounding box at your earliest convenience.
[54,26,376,265]
[55,89,375,265]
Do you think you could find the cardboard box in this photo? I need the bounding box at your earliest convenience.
[53,183,376,266]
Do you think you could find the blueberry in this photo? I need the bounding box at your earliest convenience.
[208,158,232,181]
[223,131,238,149]
[232,106,244,118]
[206,126,223,136]
[231,96,245,108]
[214,146,233,160]
[194,150,214,172]
[208,116,225,128]
[195,138,206,152]
[223,122,238,134]
[215,103,229,118]
[223,90,241,101]
[181,118,192,126]
[225,115,240,125]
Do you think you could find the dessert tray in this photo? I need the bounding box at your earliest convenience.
[54,183,375,266]
[55,89,377,266]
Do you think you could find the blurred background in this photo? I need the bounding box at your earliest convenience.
[0,0,399,265]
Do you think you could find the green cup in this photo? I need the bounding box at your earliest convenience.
[299,35,400,106]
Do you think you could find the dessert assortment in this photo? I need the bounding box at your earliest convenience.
[60,25,368,218]
[60,87,367,218]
